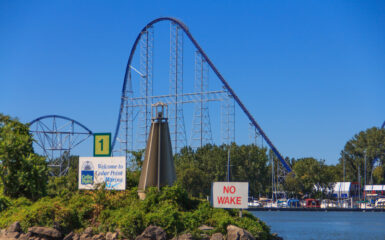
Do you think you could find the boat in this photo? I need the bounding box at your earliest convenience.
[287,199,301,208]
[375,198,385,208]
[321,199,337,208]
[248,199,262,207]
[305,198,320,208]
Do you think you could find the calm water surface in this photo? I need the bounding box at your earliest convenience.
[252,211,385,240]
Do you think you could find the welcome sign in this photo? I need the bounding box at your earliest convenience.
[78,157,126,190]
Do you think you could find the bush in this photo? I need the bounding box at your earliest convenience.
[0,195,11,212]
[0,185,272,239]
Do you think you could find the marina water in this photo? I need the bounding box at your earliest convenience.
[252,211,385,240]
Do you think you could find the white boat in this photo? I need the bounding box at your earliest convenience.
[375,198,385,208]
[321,200,337,208]
[248,200,262,207]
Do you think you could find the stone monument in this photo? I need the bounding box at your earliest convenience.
[138,102,176,199]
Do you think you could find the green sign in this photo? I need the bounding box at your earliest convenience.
[93,133,111,157]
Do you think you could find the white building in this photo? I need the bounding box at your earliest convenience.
[332,182,359,199]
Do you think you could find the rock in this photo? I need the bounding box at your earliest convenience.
[64,232,75,240]
[171,233,194,240]
[199,225,214,231]
[0,236,17,240]
[28,227,62,239]
[105,232,118,240]
[80,233,92,240]
[84,227,93,235]
[4,232,20,238]
[18,232,32,240]
[0,229,20,239]
[72,233,81,240]
[7,222,21,233]
[226,225,255,240]
[210,233,224,240]
[135,226,167,240]
[92,233,105,240]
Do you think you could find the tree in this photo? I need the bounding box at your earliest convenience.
[339,127,385,184]
[291,157,331,196]
[283,172,303,197]
[0,114,48,200]
[372,165,385,184]
[174,143,270,197]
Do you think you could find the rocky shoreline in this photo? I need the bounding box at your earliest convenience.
[0,222,282,240]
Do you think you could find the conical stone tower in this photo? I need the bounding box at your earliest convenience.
[138,102,176,199]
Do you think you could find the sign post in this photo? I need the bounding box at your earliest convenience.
[211,182,248,209]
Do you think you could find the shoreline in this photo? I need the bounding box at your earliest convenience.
[247,207,385,212]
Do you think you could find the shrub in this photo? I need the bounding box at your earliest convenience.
[0,195,10,212]
[0,185,272,239]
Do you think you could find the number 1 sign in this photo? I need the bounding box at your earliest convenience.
[93,133,111,157]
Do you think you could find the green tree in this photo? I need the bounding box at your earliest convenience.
[291,157,331,196]
[0,114,48,200]
[283,172,303,197]
[339,127,385,184]
[174,143,270,197]
[372,165,385,184]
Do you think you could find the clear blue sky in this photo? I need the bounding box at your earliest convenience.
[1,0,384,164]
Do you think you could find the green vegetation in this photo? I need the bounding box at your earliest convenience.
[340,127,385,184]
[0,114,48,200]
[0,113,272,239]
[175,144,269,198]
[0,185,271,239]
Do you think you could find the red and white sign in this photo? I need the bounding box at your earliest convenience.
[212,182,248,209]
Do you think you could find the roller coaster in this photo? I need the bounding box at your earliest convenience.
[112,17,291,172]
[29,17,292,177]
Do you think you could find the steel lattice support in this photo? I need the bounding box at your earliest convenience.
[249,123,260,146]
[169,22,187,154]
[191,51,213,149]
[221,93,235,145]
[137,27,154,150]
[29,115,92,176]
[115,69,134,163]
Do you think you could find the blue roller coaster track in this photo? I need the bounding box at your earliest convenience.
[30,114,93,134]
[382,121,385,129]
[112,17,292,173]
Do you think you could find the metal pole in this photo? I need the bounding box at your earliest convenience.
[227,147,231,182]
[343,158,345,183]
[158,119,161,190]
[358,165,361,202]
[269,153,274,201]
[364,151,367,208]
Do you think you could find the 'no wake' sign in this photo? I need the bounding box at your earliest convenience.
[211,182,248,209]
